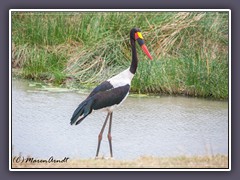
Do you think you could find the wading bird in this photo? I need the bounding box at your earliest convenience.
[70,27,153,158]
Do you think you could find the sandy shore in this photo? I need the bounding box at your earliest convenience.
[11,154,228,169]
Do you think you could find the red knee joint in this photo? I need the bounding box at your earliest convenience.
[98,134,102,141]
[107,134,112,141]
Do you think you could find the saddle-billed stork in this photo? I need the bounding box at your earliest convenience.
[70,27,152,158]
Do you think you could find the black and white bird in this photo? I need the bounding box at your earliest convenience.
[70,27,153,158]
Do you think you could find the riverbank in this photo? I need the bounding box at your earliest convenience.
[11,11,229,99]
[11,154,228,169]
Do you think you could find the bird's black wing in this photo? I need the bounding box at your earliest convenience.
[87,81,114,98]
[91,84,130,110]
[70,84,130,125]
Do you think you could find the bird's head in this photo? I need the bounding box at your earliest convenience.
[130,27,153,60]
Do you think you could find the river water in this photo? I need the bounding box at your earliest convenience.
[12,79,229,160]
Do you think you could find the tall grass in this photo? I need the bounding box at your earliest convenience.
[11,11,229,99]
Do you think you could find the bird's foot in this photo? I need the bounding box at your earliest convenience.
[95,155,114,160]
[105,156,114,160]
[95,155,104,160]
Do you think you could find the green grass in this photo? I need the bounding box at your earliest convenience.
[132,55,228,99]
[11,11,229,99]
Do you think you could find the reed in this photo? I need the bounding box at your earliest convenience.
[12,11,229,99]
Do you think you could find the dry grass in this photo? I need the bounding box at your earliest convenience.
[11,155,228,169]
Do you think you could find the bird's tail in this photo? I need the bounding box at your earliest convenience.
[70,98,94,125]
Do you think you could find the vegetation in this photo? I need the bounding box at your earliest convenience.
[11,11,229,99]
[12,154,228,169]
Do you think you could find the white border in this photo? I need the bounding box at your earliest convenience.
[9,9,231,171]
[9,9,12,171]
[10,9,230,12]
[228,9,231,171]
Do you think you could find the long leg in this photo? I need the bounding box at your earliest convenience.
[96,113,110,158]
[107,112,113,157]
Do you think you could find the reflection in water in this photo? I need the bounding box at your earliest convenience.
[12,80,228,160]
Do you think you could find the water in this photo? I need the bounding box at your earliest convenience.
[12,79,229,160]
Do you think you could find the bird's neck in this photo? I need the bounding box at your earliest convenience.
[129,39,138,74]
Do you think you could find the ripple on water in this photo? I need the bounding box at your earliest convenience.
[12,80,228,160]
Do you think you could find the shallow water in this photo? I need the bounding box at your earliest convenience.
[12,79,229,160]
